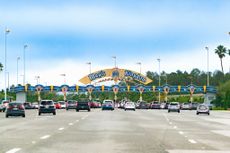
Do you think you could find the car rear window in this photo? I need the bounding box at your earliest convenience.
[199,105,207,110]
[68,101,75,104]
[41,101,53,105]
[170,103,179,105]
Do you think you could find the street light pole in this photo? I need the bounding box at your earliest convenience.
[60,74,66,84]
[35,76,40,84]
[4,28,10,100]
[136,62,142,74]
[17,57,20,85]
[23,44,28,86]
[157,59,161,103]
[7,72,10,92]
[205,47,210,86]
[112,56,117,68]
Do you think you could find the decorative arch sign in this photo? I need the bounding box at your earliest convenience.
[79,68,153,85]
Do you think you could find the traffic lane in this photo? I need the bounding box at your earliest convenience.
[0,109,92,153]
[18,109,211,153]
[162,110,230,151]
[18,109,168,153]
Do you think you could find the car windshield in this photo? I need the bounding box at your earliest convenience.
[41,101,53,105]
[199,105,208,110]
[68,101,75,104]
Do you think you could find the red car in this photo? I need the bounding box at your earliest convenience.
[54,102,61,109]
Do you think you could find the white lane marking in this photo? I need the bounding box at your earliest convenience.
[6,148,21,153]
[32,141,36,144]
[188,139,197,144]
[81,117,85,120]
[69,123,73,126]
[169,122,172,125]
[76,120,79,122]
[40,135,50,140]
[173,126,177,129]
[178,131,184,135]
[58,127,64,131]
[163,114,170,122]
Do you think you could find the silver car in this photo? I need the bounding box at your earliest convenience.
[196,104,210,115]
[168,102,180,113]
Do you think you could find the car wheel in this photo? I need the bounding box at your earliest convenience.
[38,112,41,116]
[208,112,210,115]
[22,114,25,118]
[168,110,170,113]
[88,109,90,112]
[125,109,126,111]
[196,112,199,115]
[66,109,68,111]
[178,110,180,113]
[134,109,135,111]
[76,109,79,112]
[53,112,56,115]
[5,114,8,118]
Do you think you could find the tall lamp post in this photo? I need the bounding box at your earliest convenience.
[23,44,28,86]
[157,58,161,103]
[35,76,40,84]
[136,62,142,74]
[4,28,10,100]
[112,56,117,68]
[7,72,10,92]
[205,47,210,86]
[17,57,20,85]
[60,74,66,84]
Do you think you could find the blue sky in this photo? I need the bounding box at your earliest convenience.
[0,0,230,86]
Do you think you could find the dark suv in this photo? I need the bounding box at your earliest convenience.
[38,100,56,115]
[6,102,25,118]
[76,100,90,112]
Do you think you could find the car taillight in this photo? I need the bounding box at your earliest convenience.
[19,105,24,110]
[8,105,14,110]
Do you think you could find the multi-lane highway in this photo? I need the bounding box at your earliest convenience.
[0,109,230,153]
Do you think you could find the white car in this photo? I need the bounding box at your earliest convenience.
[124,102,135,111]
[59,101,66,109]
[168,102,180,113]
[197,104,210,115]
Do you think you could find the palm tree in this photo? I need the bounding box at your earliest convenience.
[0,62,3,72]
[215,45,226,73]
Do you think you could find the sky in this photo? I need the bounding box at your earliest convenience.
[0,0,230,87]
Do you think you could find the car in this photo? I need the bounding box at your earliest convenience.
[196,104,210,115]
[58,101,66,109]
[150,102,161,109]
[66,100,77,110]
[24,102,34,109]
[54,102,61,109]
[5,102,25,118]
[0,100,9,112]
[76,100,91,112]
[181,103,192,110]
[38,100,56,115]
[138,101,149,109]
[89,101,99,108]
[31,102,39,109]
[168,102,180,113]
[124,102,135,111]
[102,100,114,111]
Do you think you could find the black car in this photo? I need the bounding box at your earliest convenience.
[138,101,149,109]
[38,100,56,115]
[6,102,25,118]
[66,100,77,110]
[24,102,34,109]
[76,101,90,112]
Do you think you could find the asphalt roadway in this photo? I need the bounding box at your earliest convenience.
[0,108,230,153]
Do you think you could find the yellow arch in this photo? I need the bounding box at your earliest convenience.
[79,68,152,85]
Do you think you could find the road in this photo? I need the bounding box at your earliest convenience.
[0,109,230,153]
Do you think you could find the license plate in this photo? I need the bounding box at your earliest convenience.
[45,106,49,108]
[13,108,18,110]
